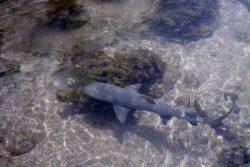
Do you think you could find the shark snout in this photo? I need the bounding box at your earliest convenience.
[83,82,101,97]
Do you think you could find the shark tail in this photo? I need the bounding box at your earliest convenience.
[194,95,238,128]
[207,97,237,127]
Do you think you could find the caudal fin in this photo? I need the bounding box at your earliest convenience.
[208,98,237,127]
[194,95,237,128]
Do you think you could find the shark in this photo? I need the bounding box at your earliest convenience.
[83,82,237,127]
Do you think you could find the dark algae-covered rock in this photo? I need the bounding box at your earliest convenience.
[0,29,3,53]
[238,0,250,11]
[219,142,250,167]
[71,49,165,87]
[0,58,20,78]
[183,71,201,89]
[0,154,12,167]
[149,0,220,43]
[56,87,86,104]
[0,119,37,156]
[46,0,89,30]
[96,0,122,3]
[4,130,37,156]
[56,46,165,112]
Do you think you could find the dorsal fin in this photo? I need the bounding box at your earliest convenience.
[123,84,141,92]
[113,105,130,124]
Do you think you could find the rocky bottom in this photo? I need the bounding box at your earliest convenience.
[0,0,250,166]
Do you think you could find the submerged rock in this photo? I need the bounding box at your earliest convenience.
[96,0,121,3]
[148,0,220,43]
[0,118,37,156]
[4,130,37,156]
[219,142,250,167]
[0,96,3,105]
[0,155,12,167]
[174,94,192,107]
[0,58,20,78]
[0,74,19,103]
[183,71,201,89]
[238,0,250,11]
[56,87,86,104]
[0,29,3,53]
[56,46,165,112]
[46,0,89,30]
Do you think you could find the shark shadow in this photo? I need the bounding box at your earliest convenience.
[59,105,170,152]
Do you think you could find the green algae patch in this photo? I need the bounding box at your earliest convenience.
[56,47,165,108]
[72,50,165,87]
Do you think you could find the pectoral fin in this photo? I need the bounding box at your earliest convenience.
[113,105,130,124]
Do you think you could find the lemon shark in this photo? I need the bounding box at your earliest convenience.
[84,82,236,126]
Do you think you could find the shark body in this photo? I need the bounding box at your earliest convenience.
[84,82,236,126]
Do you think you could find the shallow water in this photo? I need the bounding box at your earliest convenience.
[0,0,250,166]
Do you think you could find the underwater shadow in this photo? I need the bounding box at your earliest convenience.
[108,113,169,152]
[59,105,169,152]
